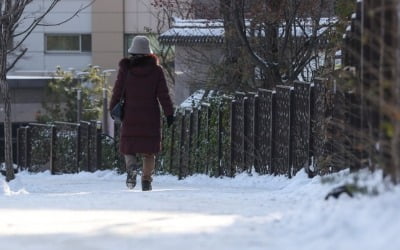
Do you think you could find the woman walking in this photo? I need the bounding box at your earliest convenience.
[109,35,174,191]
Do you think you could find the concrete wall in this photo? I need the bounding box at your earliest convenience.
[174,45,223,105]
[91,0,124,73]
[0,80,49,122]
[124,0,160,34]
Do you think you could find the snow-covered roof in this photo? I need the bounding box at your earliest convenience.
[160,18,337,46]
[159,19,224,45]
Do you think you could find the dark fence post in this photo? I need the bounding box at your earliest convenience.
[272,85,293,177]
[197,102,211,174]
[219,96,233,177]
[26,126,31,171]
[310,78,327,174]
[27,123,54,172]
[98,123,104,171]
[188,108,200,175]
[196,103,208,174]
[232,92,245,174]
[180,109,191,178]
[75,124,81,172]
[206,102,213,175]
[207,97,221,177]
[16,127,22,171]
[255,89,274,174]
[230,99,236,177]
[50,125,57,174]
[254,93,260,173]
[17,126,29,171]
[196,107,202,173]
[244,92,256,173]
[292,81,312,175]
[87,122,92,172]
[178,111,185,179]
[188,109,195,175]
[53,122,81,173]
[217,101,223,177]
[79,121,91,172]
[92,121,101,172]
[168,117,175,174]
[16,127,21,171]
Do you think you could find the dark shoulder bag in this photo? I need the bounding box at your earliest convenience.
[110,74,127,123]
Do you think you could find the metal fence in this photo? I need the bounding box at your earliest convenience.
[156,78,337,179]
[13,78,347,179]
[342,0,400,182]
[16,121,103,174]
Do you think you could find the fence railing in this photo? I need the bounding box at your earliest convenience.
[341,0,400,182]
[156,78,338,179]
[13,76,356,180]
[17,121,104,174]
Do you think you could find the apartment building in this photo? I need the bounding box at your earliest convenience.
[5,0,163,123]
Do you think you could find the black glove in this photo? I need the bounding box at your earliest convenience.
[166,115,174,127]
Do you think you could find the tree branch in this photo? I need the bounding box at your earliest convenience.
[38,0,93,26]
[6,47,28,72]
[232,1,270,73]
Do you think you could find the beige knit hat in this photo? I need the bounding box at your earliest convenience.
[128,35,153,54]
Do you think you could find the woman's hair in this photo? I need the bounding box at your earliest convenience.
[128,54,158,67]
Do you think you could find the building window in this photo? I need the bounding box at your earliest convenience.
[45,34,91,53]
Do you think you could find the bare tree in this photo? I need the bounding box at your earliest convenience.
[151,0,222,101]
[0,0,92,181]
[151,0,337,91]
[228,0,337,89]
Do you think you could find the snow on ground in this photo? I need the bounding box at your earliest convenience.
[0,169,399,250]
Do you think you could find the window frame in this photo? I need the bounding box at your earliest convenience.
[45,33,92,53]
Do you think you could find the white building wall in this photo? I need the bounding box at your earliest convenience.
[9,0,168,74]
[3,0,169,122]
[125,0,160,33]
[11,0,93,74]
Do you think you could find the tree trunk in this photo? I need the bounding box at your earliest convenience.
[220,0,243,90]
[265,0,282,86]
[0,0,15,181]
[0,78,14,181]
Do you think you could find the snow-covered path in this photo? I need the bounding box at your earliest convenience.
[1,170,399,250]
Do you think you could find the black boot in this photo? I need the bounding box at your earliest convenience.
[141,180,152,191]
[126,168,137,189]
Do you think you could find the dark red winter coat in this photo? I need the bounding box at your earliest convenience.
[109,55,174,154]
